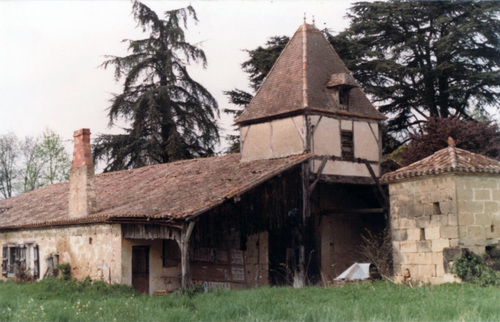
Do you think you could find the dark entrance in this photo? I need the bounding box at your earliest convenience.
[132,246,150,294]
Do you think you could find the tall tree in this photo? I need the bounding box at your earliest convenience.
[224,36,289,153]
[329,1,500,137]
[19,136,44,193]
[94,1,219,172]
[38,128,70,185]
[0,133,19,199]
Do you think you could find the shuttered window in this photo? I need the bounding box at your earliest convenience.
[341,130,354,161]
[2,243,39,279]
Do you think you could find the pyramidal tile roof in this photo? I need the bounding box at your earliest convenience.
[381,139,500,183]
[236,23,385,124]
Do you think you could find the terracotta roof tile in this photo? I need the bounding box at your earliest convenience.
[0,153,311,229]
[236,24,385,124]
[381,145,500,183]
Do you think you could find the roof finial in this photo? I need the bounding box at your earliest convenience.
[312,15,315,26]
[448,136,456,147]
[303,12,306,24]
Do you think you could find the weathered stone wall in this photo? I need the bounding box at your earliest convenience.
[389,174,500,284]
[455,175,500,253]
[0,224,122,283]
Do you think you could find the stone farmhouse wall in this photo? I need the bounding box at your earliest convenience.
[0,224,122,283]
[389,174,500,284]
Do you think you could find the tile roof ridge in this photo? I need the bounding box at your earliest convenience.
[447,137,458,168]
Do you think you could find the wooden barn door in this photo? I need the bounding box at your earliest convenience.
[132,246,150,294]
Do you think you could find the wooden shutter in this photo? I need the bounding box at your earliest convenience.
[33,244,39,279]
[1,245,7,277]
[19,245,26,273]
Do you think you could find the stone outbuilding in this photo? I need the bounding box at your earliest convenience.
[381,139,500,284]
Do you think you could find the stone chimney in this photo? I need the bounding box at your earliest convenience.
[69,129,97,218]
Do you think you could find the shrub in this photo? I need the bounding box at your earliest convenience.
[452,250,500,287]
[358,227,393,277]
[57,263,71,280]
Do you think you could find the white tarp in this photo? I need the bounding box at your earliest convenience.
[335,263,372,281]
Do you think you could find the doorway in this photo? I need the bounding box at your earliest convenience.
[132,246,150,294]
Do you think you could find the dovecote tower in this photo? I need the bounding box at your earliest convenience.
[236,23,385,182]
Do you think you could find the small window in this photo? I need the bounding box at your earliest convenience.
[339,87,349,109]
[420,228,426,241]
[341,130,354,161]
[433,202,442,215]
[162,240,181,267]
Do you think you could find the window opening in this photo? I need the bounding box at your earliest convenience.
[339,87,349,109]
[2,243,39,279]
[341,130,354,161]
[420,228,426,241]
[433,202,442,215]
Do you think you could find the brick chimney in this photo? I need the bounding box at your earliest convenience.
[69,129,97,218]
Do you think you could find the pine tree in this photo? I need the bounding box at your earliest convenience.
[94,1,219,171]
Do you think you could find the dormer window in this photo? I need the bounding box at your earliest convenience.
[326,73,358,111]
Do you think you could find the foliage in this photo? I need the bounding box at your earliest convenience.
[95,1,219,172]
[56,263,71,280]
[329,1,500,137]
[0,133,19,199]
[358,227,393,277]
[452,250,500,287]
[0,129,69,199]
[223,36,289,153]
[1,280,500,321]
[401,117,500,165]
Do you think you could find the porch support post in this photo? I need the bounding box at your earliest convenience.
[180,221,195,289]
[294,161,310,288]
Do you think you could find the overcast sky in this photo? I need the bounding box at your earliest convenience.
[0,1,355,156]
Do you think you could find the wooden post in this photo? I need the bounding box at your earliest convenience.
[294,161,310,288]
[180,221,195,289]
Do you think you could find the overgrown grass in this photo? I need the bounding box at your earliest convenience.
[0,279,499,321]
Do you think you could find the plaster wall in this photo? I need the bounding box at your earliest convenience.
[240,116,305,162]
[0,224,122,283]
[353,121,380,162]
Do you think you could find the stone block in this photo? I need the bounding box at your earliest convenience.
[457,187,473,200]
[441,226,459,239]
[458,213,474,226]
[432,252,443,265]
[486,225,499,239]
[435,264,445,277]
[400,218,416,229]
[474,213,492,226]
[439,201,455,216]
[448,214,458,226]
[467,225,485,240]
[417,241,432,253]
[425,227,441,240]
[493,214,500,225]
[392,229,408,241]
[392,241,401,251]
[416,216,431,228]
[482,179,498,189]
[458,201,484,214]
[460,238,476,247]
[430,214,448,227]
[418,264,436,278]
[407,228,421,241]
[400,240,417,253]
[450,238,459,247]
[432,239,450,252]
[484,202,498,214]
[493,189,500,201]
[474,189,492,201]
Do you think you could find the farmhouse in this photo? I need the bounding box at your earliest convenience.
[2,22,497,293]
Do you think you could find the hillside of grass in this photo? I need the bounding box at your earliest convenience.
[0,279,499,321]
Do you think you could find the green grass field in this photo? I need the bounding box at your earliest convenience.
[0,279,499,321]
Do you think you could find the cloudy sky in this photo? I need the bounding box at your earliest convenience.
[0,1,355,155]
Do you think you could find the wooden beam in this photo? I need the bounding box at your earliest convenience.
[319,174,375,185]
[322,207,385,215]
[308,156,328,196]
[180,221,196,289]
[364,161,389,208]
